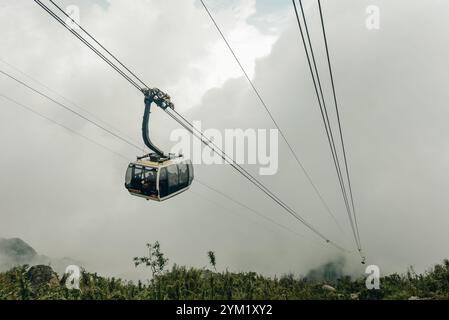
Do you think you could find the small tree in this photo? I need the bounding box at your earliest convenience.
[133,241,168,278]
[207,251,216,271]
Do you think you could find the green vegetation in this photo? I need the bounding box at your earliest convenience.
[0,242,448,300]
[133,241,168,278]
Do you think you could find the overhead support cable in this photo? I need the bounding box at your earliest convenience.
[317,0,362,252]
[0,57,142,148]
[0,93,129,160]
[292,0,359,251]
[0,69,143,151]
[291,0,364,259]
[47,0,151,89]
[34,0,143,92]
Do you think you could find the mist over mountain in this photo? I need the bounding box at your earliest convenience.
[305,257,346,283]
[0,237,82,275]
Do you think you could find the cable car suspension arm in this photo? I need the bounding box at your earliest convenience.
[140,88,174,158]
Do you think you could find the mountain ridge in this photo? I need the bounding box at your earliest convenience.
[0,237,82,275]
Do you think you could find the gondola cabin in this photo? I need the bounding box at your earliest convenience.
[125,158,193,201]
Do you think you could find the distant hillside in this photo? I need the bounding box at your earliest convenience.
[0,238,82,275]
[0,238,37,271]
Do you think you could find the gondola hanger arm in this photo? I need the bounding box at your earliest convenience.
[140,88,175,159]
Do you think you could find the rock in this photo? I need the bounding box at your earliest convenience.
[408,296,420,300]
[322,284,336,292]
[26,265,59,290]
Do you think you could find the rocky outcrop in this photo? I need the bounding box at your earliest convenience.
[26,265,59,290]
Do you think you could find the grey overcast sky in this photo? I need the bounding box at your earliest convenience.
[1,0,449,280]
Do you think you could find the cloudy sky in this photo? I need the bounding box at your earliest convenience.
[1,0,448,281]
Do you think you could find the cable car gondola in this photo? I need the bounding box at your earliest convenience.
[125,88,193,201]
